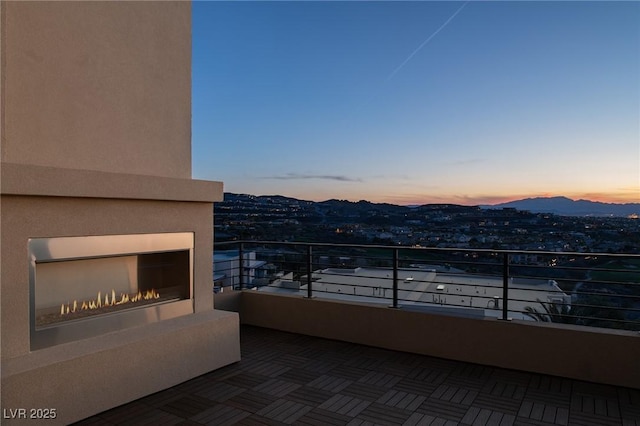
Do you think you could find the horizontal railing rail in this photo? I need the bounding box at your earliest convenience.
[214,240,640,331]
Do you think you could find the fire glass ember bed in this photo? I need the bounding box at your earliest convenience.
[29,233,194,350]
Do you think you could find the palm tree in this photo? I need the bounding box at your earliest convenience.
[524,300,572,324]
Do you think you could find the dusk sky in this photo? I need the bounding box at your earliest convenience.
[192,1,639,206]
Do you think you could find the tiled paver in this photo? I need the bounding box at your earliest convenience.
[329,364,371,381]
[307,374,353,393]
[378,389,427,411]
[76,326,639,426]
[222,371,269,389]
[241,359,292,377]
[256,399,313,424]
[431,384,478,405]
[224,389,278,413]
[159,395,211,418]
[319,394,371,417]
[296,408,353,425]
[279,367,324,385]
[285,386,334,407]
[357,402,414,425]
[395,377,439,397]
[341,381,390,401]
[519,401,570,425]
[473,381,526,414]
[417,397,470,422]
[253,378,301,398]
[97,401,182,426]
[358,371,402,388]
[404,412,460,426]
[194,381,245,402]
[461,406,516,426]
[190,404,251,426]
[409,366,450,385]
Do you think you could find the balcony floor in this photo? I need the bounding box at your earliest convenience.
[78,325,639,426]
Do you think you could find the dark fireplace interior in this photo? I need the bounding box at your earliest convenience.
[35,251,190,328]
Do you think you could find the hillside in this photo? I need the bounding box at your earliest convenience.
[481,196,639,217]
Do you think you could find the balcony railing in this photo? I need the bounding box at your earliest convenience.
[214,241,640,331]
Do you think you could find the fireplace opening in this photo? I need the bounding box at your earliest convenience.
[29,233,194,350]
[35,251,190,327]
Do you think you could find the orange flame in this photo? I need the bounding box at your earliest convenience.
[60,289,160,316]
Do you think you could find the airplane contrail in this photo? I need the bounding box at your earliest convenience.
[387,1,469,81]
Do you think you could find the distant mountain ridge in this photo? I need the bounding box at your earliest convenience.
[224,193,639,218]
[481,196,640,217]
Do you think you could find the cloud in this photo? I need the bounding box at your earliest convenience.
[264,173,363,183]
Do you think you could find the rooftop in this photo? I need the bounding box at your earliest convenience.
[262,266,569,321]
[77,325,640,425]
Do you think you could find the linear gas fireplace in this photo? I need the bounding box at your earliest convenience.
[29,232,194,350]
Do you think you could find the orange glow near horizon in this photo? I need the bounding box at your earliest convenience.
[227,178,639,207]
[275,188,640,207]
[378,192,640,206]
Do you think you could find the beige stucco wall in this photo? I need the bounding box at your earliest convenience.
[0,1,239,423]
[1,1,192,178]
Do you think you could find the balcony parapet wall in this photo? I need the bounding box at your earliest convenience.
[240,291,640,389]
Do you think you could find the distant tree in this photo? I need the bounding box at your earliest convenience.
[572,294,630,329]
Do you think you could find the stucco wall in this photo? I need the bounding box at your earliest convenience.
[0,2,239,423]
[1,1,192,178]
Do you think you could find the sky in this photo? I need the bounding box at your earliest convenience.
[192,1,640,206]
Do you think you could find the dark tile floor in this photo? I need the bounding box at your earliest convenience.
[77,325,640,426]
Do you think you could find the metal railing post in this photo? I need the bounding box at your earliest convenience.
[306,245,313,298]
[238,243,244,291]
[502,252,509,320]
[391,248,399,308]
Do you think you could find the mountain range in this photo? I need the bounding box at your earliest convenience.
[480,196,639,217]
[225,193,639,218]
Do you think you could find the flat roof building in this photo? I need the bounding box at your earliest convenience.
[260,266,570,321]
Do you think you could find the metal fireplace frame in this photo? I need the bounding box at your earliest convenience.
[28,232,194,350]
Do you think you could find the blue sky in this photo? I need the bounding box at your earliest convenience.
[192,1,639,206]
